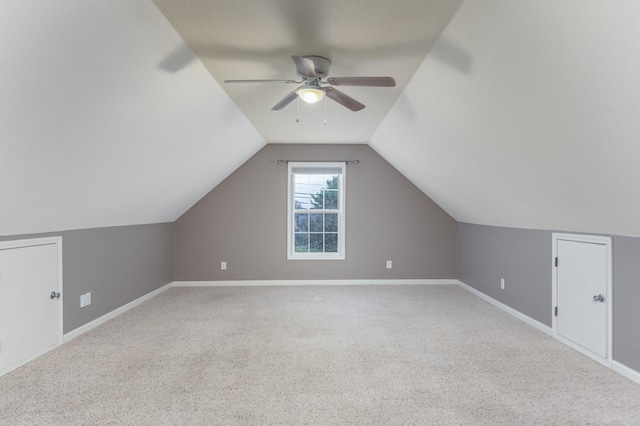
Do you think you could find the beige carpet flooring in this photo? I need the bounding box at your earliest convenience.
[1,285,639,425]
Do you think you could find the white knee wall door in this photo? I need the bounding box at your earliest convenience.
[0,237,63,376]
[552,233,612,367]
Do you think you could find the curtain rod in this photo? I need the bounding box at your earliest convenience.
[277,159,359,164]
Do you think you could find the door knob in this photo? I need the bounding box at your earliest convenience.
[50,291,60,299]
[593,294,605,302]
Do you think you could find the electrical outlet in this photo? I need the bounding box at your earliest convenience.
[386,260,392,269]
[221,261,227,271]
[500,278,505,290]
[80,292,92,307]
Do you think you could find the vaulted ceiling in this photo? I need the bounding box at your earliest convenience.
[152,0,462,143]
[3,1,640,237]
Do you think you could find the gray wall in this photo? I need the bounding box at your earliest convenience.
[457,222,640,373]
[1,223,173,333]
[174,144,456,281]
[611,236,640,372]
[456,223,552,326]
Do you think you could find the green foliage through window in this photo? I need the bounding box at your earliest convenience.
[293,174,340,254]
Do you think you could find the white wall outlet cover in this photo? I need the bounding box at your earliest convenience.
[221,261,227,270]
[86,292,91,305]
[500,278,505,290]
[80,294,86,307]
[386,260,392,269]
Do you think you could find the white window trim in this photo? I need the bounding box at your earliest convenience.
[287,162,346,260]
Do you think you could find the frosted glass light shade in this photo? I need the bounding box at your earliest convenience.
[297,86,325,103]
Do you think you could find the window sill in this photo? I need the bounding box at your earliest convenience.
[288,253,345,261]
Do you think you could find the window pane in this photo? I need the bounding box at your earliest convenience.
[295,213,309,232]
[325,214,338,232]
[309,176,325,210]
[324,175,339,190]
[295,174,310,184]
[325,233,338,253]
[294,179,311,209]
[309,192,323,209]
[295,233,309,252]
[324,190,338,210]
[294,192,310,210]
[310,213,323,232]
[309,174,325,186]
[309,233,323,252]
[294,175,313,210]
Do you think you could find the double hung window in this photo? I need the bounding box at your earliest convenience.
[287,162,345,260]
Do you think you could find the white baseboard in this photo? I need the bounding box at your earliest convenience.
[63,282,173,343]
[612,361,640,386]
[457,280,640,385]
[173,279,458,287]
[456,280,552,336]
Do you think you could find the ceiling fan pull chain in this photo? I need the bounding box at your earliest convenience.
[296,97,300,123]
[324,95,327,125]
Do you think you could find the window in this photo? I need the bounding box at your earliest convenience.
[287,162,345,260]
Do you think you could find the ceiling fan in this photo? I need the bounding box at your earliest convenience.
[224,55,396,112]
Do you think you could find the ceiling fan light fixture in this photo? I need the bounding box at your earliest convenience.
[297,85,325,103]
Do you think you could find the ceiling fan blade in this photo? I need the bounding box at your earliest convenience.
[325,87,365,111]
[291,55,317,78]
[326,76,396,87]
[271,89,300,111]
[224,79,298,83]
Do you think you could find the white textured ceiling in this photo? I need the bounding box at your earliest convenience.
[0,0,264,236]
[371,0,640,236]
[152,0,463,143]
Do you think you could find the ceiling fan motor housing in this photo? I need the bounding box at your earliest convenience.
[300,55,331,79]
